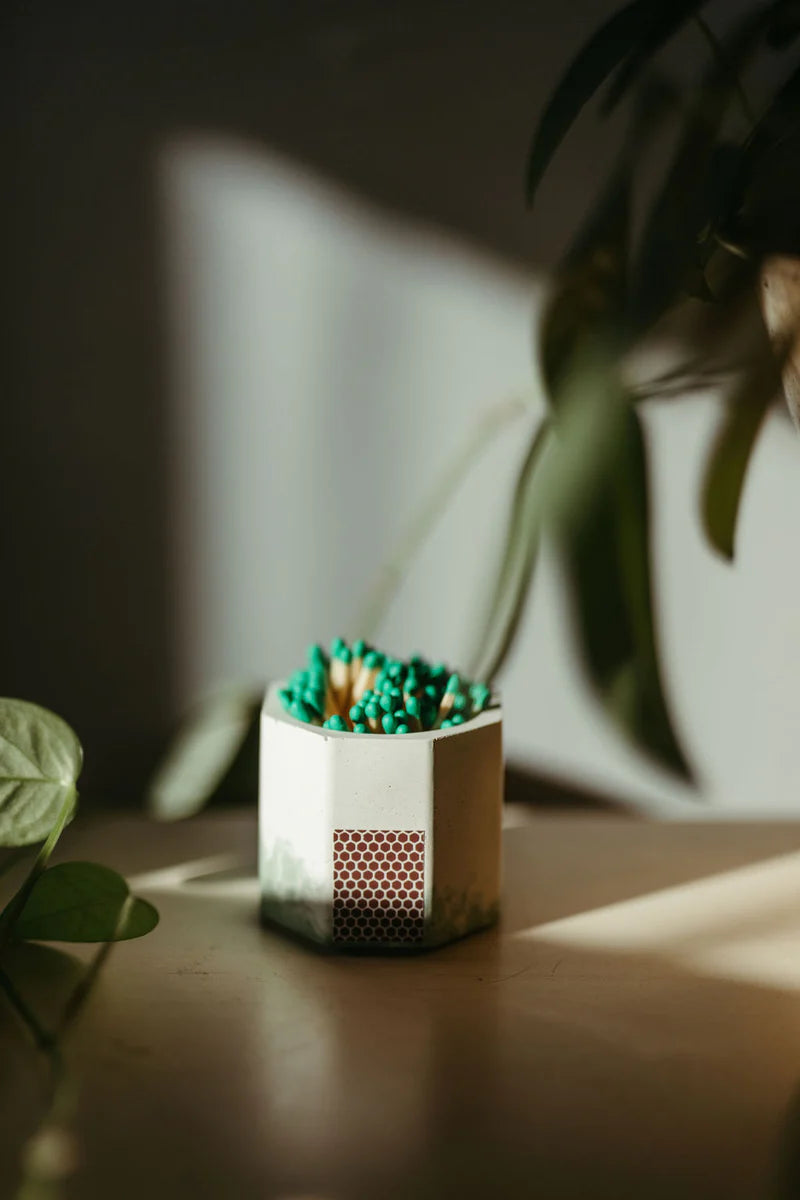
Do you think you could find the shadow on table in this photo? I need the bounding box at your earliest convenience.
[6,815,800,1199]
[504,762,634,814]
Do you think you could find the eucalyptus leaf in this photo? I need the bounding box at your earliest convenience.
[148,688,262,820]
[0,700,82,848]
[525,0,653,203]
[558,403,693,781]
[13,862,159,943]
[701,342,783,559]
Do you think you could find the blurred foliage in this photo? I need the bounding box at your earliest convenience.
[150,0,800,815]
[0,700,158,1198]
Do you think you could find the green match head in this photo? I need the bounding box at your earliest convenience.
[324,714,348,732]
[396,724,410,734]
[352,639,367,658]
[381,712,397,734]
[450,713,465,726]
[379,693,395,714]
[349,703,365,723]
[307,643,328,667]
[291,699,315,723]
[303,688,325,715]
[406,696,422,719]
[353,722,369,734]
[445,673,461,694]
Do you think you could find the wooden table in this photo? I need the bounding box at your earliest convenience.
[4,808,800,1199]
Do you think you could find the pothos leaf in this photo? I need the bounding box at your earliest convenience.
[701,342,784,559]
[558,402,693,781]
[0,700,82,848]
[525,0,654,204]
[12,861,159,943]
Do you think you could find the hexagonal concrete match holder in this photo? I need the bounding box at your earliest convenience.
[259,682,503,950]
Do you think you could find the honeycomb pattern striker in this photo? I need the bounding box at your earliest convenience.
[332,830,425,943]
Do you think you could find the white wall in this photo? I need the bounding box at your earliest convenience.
[162,140,800,815]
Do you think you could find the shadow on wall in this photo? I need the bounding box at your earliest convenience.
[6,0,606,803]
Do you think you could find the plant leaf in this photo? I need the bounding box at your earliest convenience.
[701,343,783,559]
[0,700,82,847]
[629,3,788,334]
[148,688,262,820]
[541,159,630,398]
[468,420,553,682]
[525,0,654,204]
[722,64,800,257]
[541,79,677,399]
[558,403,693,781]
[13,862,159,943]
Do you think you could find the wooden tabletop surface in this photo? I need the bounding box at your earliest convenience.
[4,808,800,1199]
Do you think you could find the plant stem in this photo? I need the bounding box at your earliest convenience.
[0,787,75,955]
[354,395,530,639]
[0,965,58,1061]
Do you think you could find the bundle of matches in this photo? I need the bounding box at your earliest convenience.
[277,639,493,735]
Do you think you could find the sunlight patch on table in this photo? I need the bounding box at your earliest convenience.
[517,849,800,991]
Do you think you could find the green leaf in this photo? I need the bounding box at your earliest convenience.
[701,343,783,559]
[629,3,787,334]
[541,79,676,399]
[723,64,800,257]
[525,0,653,204]
[558,403,693,781]
[13,862,159,943]
[468,420,553,682]
[540,159,631,399]
[0,699,82,847]
[148,688,262,820]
